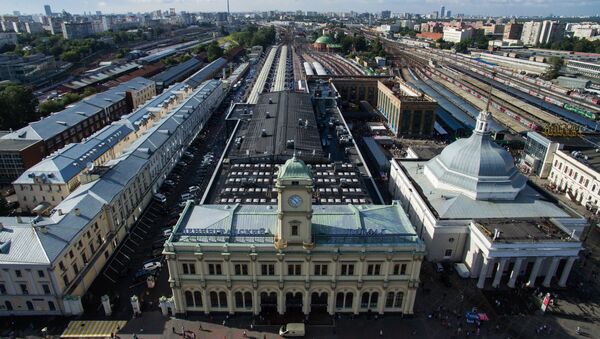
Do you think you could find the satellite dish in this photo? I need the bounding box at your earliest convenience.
[86,162,94,172]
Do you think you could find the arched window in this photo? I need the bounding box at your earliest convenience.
[370,292,379,308]
[210,291,219,308]
[235,292,244,308]
[218,291,227,308]
[194,291,202,307]
[244,292,252,308]
[185,291,194,307]
[48,301,56,311]
[345,293,353,309]
[336,292,344,308]
[361,292,369,308]
[5,301,13,310]
[26,301,34,310]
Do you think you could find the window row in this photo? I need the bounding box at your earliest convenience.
[181,262,409,277]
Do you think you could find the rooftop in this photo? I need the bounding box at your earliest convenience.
[170,201,420,247]
[563,148,600,174]
[472,218,578,243]
[399,160,572,220]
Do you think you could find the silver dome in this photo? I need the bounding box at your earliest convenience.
[424,111,526,201]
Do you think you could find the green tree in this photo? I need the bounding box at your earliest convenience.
[0,84,39,130]
[206,42,223,62]
[544,57,563,80]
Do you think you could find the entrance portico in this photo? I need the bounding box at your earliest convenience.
[468,219,582,289]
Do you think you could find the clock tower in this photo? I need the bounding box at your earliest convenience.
[275,155,313,249]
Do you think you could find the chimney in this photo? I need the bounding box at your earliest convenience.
[74,208,81,216]
[57,209,63,216]
[15,216,22,223]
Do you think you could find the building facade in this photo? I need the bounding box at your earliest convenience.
[549,148,600,213]
[521,21,543,46]
[388,110,586,289]
[376,79,437,137]
[0,80,226,316]
[61,22,93,40]
[165,156,425,316]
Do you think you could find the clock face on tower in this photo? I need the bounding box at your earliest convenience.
[288,195,303,208]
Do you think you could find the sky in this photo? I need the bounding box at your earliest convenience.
[1,0,599,17]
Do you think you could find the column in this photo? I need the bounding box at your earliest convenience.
[404,288,417,315]
[327,292,335,315]
[331,261,338,283]
[492,258,507,288]
[477,257,492,289]
[352,290,360,315]
[527,257,545,287]
[202,290,209,314]
[377,291,385,315]
[507,258,524,288]
[558,257,577,287]
[227,289,234,314]
[277,290,284,315]
[302,291,310,315]
[252,289,259,315]
[542,257,561,287]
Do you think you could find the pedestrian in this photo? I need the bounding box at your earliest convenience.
[243,330,247,337]
[379,329,383,336]
[222,320,226,326]
[250,323,254,330]
[172,327,175,334]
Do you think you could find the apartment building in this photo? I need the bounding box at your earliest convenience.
[13,81,187,212]
[0,80,225,316]
[0,78,155,184]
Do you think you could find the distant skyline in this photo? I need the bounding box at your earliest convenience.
[1,0,599,17]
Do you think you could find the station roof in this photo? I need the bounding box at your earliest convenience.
[170,201,420,247]
[229,91,325,161]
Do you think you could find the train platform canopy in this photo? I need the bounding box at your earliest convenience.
[61,320,127,338]
[228,91,325,162]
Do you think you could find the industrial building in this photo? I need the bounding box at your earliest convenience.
[376,79,437,137]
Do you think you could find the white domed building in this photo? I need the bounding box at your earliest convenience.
[390,110,587,289]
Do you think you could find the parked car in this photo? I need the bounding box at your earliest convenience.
[163,179,176,186]
[153,193,167,203]
[166,218,179,226]
[188,185,200,193]
[143,261,162,271]
[180,192,193,201]
[162,229,173,237]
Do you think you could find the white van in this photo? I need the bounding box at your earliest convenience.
[153,193,167,203]
[279,323,305,337]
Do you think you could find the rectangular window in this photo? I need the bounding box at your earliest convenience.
[288,264,302,276]
[261,263,275,276]
[0,284,6,294]
[444,249,453,257]
[72,263,79,275]
[69,250,74,259]
[15,270,22,278]
[182,263,196,275]
[340,264,354,276]
[42,284,51,294]
[314,264,328,276]
[367,264,381,276]
[234,264,249,275]
[291,225,298,236]
[62,275,69,286]
[393,263,407,275]
[37,270,44,278]
[208,263,222,275]
[20,284,28,295]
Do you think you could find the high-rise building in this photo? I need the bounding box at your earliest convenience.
[440,5,446,18]
[381,10,391,19]
[61,21,93,40]
[521,21,543,45]
[446,10,452,18]
[44,5,52,16]
[503,23,523,40]
[539,20,566,45]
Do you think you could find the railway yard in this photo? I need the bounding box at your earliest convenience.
[244,30,599,144]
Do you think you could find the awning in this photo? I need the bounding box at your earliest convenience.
[61,320,127,338]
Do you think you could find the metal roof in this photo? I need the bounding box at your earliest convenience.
[171,202,419,246]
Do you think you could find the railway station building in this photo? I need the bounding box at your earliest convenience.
[164,156,425,316]
[389,110,586,289]
[164,90,426,316]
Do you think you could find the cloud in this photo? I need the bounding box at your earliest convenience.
[98,1,107,6]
